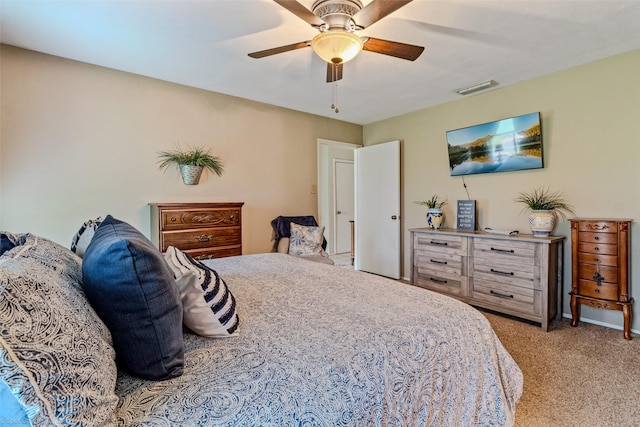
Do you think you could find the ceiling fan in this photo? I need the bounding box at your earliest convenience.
[248,0,425,83]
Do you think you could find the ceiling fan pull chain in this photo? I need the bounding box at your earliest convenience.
[331,83,339,113]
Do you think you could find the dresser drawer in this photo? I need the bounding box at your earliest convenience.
[472,257,537,290]
[184,246,242,261]
[577,279,619,301]
[578,231,618,244]
[161,209,241,230]
[577,243,617,256]
[471,279,540,316]
[414,250,464,276]
[413,233,466,256]
[413,267,466,297]
[578,252,618,267]
[472,239,537,265]
[161,228,241,252]
[578,264,618,284]
[578,221,619,234]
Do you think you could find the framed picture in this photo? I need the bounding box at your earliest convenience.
[457,200,476,231]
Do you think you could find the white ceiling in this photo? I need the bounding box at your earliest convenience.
[2,0,640,125]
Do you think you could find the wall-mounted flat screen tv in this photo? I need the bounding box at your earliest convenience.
[446,112,543,176]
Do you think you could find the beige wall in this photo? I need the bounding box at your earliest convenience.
[364,49,640,332]
[0,45,362,254]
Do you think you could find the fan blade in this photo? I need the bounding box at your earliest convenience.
[326,62,343,83]
[248,41,311,59]
[273,0,325,27]
[362,37,424,61]
[353,0,413,29]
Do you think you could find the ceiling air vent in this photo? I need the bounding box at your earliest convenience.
[455,80,499,96]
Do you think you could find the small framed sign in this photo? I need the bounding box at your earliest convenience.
[457,200,476,231]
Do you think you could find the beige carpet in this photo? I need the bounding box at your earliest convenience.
[481,310,640,427]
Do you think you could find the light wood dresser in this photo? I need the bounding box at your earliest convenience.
[569,218,633,340]
[150,202,243,260]
[410,228,565,331]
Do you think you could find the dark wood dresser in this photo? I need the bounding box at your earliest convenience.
[150,202,243,260]
[570,218,633,340]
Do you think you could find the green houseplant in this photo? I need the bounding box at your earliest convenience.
[158,145,224,185]
[414,195,447,229]
[516,187,575,236]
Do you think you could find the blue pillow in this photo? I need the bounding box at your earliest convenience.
[82,215,184,380]
[1,232,17,256]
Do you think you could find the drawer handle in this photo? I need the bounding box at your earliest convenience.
[594,236,600,241]
[430,259,448,265]
[491,247,514,254]
[430,277,448,284]
[196,234,213,242]
[170,217,177,222]
[490,290,514,299]
[593,259,604,286]
[594,247,600,252]
[195,254,215,260]
[490,268,514,276]
[430,240,448,246]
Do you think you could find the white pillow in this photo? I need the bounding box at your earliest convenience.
[164,246,239,338]
[70,217,102,258]
[288,223,325,256]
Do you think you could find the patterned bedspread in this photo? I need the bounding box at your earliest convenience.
[114,253,523,426]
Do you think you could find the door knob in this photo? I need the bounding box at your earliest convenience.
[337,211,342,214]
[391,215,398,220]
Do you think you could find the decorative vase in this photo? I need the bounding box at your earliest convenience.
[528,210,556,236]
[426,208,444,230]
[179,165,204,185]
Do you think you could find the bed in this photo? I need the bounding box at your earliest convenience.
[1,226,522,426]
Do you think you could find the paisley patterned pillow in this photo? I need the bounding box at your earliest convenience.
[0,234,118,426]
[289,223,325,256]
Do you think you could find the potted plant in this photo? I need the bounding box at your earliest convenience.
[516,186,575,236]
[414,195,447,229]
[158,145,224,185]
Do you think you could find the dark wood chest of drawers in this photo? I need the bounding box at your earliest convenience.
[570,218,633,340]
[150,202,243,260]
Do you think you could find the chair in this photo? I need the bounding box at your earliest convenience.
[270,215,334,265]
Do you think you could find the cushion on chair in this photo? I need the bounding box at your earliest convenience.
[289,223,325,256]
[271,215,327,250]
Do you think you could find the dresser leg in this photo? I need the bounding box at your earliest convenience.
[623,304,632,340]
[570,294,580,327]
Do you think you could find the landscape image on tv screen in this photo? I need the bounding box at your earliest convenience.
[446,112,543,176]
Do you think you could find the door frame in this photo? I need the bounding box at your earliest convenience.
[317,139,361,255]
[332,158,354,254]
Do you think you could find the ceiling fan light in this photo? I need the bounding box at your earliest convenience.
[311,31,363,64]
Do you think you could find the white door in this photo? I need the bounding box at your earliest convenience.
[355,141,401,279]
[334,160,354,254]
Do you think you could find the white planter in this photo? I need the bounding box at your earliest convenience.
[180,165,204,185]
[426,208,444,230]
[528,210,556,236]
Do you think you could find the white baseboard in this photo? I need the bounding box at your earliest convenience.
[561,313,639,336]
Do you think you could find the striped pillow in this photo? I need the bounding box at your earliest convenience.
[70,217,102,258]
[164,246,239,337]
